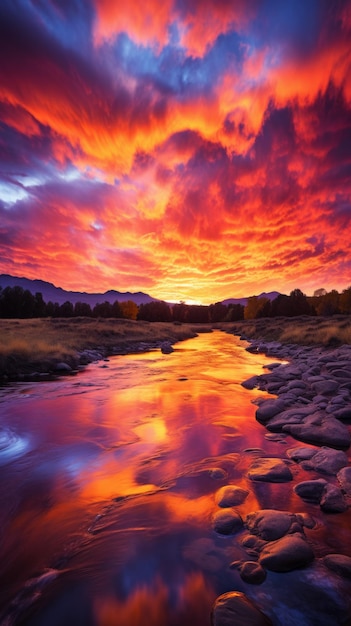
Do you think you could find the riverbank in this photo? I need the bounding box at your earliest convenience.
[225,314,351,347]
[0,317,203,382]
[1,315,350,383]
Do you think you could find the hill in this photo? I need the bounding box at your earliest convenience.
[0,274,157,306]
[221,291,282,307]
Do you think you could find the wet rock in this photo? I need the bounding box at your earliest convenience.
[240,533,267,557]
[248,458,293,483]
[286,446,318,462]
[211,591,273,626]
[301,447,349,475]
[241,375,260,390]
[320,484,348,513]
[310,379,339,395]
[212,509,243,535]
[54,362,72,372]
[337,466,351,496]
[160,342,174,354]
[231,560,267,584]
[294,479,327,503]
[209,468,228,480]
[255,399,288,424]
[265,406,315,432]
[333,406,351,421]
[215,485,249,507]
[323,554,351,578]
[245,509,304,541]
[259,535,314,572]
[283,414,351,449]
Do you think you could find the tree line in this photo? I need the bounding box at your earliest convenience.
[0,285,350,323]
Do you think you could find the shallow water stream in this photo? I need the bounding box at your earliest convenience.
[0,331,350,625]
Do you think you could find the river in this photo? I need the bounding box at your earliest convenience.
[0,331,350,625]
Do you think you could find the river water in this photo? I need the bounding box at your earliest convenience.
[0,331,350,625]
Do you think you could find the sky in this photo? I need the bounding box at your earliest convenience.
[0,0,351,304]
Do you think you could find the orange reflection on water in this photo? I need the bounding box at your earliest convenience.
[94,572,215,626]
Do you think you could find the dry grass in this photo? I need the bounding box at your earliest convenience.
[0,317,201,379]
[223,315,351,347]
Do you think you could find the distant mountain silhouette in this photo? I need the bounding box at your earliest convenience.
[0,275,283,307]
[221,291,282,307]
[0,274,158,306]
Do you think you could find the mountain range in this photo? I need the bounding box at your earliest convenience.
[0,274,282,307]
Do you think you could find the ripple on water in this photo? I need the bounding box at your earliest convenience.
[0,427,29,464]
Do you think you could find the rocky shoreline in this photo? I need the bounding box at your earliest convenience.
[211,333,351,625]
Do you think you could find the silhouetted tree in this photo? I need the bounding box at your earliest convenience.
[34,292,46,317]
[93,301,113,317]
[172,302,188,323]
[74,301,92,317]
[138,301,172,322]
[209,302,227,322]
[59,300,74,317]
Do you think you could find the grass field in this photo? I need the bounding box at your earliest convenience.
[0,317,200,380]
[1,315,350,381]
[225,314,351,346]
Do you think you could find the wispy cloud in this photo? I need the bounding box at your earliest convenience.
[0,0,350,302]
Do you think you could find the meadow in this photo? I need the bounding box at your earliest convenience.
[1,315,350,381]
[227,314,351,346]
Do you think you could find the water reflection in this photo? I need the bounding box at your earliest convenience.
[0,331,350,625]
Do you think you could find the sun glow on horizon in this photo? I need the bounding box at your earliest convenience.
[0,1,350,301]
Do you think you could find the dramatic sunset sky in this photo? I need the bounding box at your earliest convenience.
[0,0,350,304]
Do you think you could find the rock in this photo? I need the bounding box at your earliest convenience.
[337,466,351,496]
[240,534,267,557]
[333,406,351,421]
[294,479,327,503]
[310,380,339,394]
[283,415,351,449]
[160,342,174,354]
[211,591,273,626]
[241,375,260,390]
[245,509,303,541]
[320,484,348,513]
[301,447,349,475]
[323,554,351,578]
[236,561,267,584]
[259,535,314,572]
[248,458,293,483]
[255,399,287,424]
[215,485,249,507]
[54,362,72,372]
[212,509,243,535]
[209,468,228,480]
[286,446,318,462]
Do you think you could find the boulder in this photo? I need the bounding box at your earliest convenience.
[301,447,349,475]
[286,447,318,463]
[54,362,72,372]
[255,399,287,424]
[337,466,351,496]
[215,485,249,507]
[211,591,273,626]
[294,479,327,503]
[259,535,314,572]
[236,561,267,584]
[320,484,348,513]
[283,415,351,449]
[160,342,174,354]
[245,509,303,541]
[323,554,351,578]
[248,458,293,483]
[212,509,243,535]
